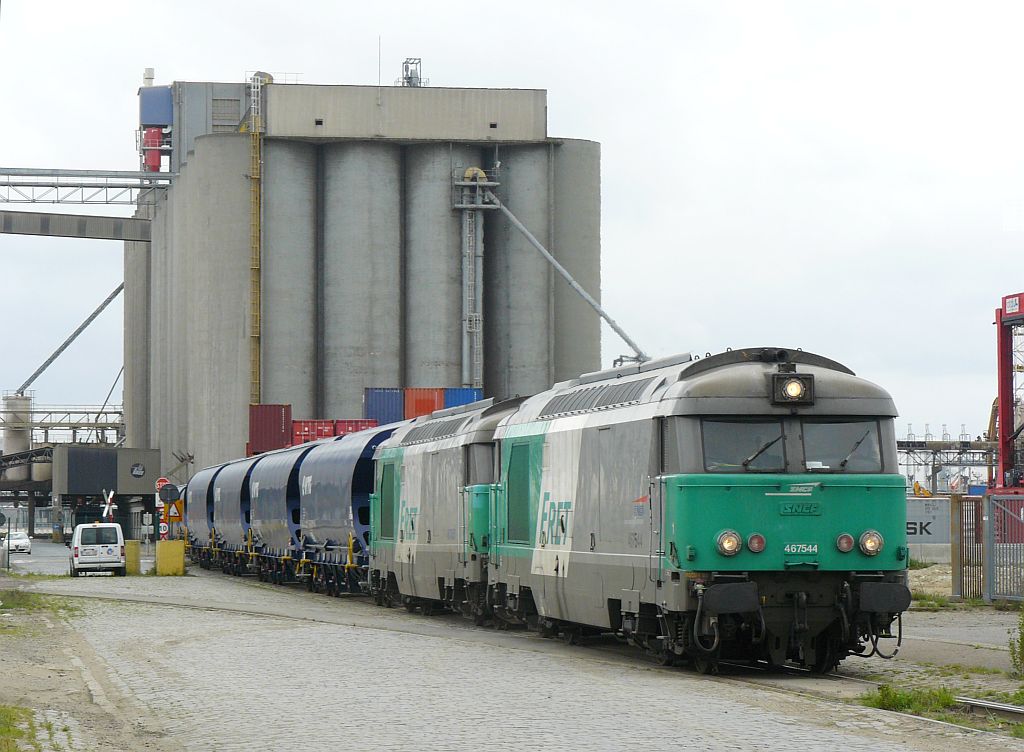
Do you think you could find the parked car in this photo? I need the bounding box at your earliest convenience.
[68,522,125,576]
[7,531,31,554]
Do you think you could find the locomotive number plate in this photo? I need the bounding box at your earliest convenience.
[783,543,819,555]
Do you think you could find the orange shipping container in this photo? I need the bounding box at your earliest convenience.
[404,388,445,419]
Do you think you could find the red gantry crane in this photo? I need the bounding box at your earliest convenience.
[996,292,1024,493]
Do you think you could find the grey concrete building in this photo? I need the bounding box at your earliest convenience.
[126,76,601,472]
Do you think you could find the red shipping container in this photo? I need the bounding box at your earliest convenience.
[335,419,378,435]
[404,388,445,419]
[315,420,334,438]
[292,420,317,445]
[250,404,292,453]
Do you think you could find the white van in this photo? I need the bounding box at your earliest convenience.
[68,522,126,577]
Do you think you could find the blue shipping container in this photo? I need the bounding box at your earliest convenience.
[364,388,404,425]
[139,86,173,126]
[444,387,484,409]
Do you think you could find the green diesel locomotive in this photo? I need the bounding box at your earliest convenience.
[369,347,910,673]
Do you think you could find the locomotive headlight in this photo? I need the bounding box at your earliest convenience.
[859,530,884,556]
[836,533,855,553]
[783,378,805,399]
[716,530,743,556]
[771,373,815,405]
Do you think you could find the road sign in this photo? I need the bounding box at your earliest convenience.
[143,513,153,526]
[159,521,169,540]
[166,501,183,522]
[155,476,170,492]
[158,483,179,503]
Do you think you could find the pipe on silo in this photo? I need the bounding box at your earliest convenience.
[404,143,482,388]
[262,140,317,417]
[323,143,403,417]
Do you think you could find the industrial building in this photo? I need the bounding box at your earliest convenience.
[127,67,602,471]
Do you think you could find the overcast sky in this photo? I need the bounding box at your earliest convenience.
[0,0,1016,441]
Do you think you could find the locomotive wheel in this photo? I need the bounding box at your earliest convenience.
[539,621,558,639]
[560,627,581,646]
[403,598,418,613]
[693,656,719,675]
[810,635,840,675]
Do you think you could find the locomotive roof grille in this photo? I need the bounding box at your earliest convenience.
[540,377,655,418]
[400,416,468,446]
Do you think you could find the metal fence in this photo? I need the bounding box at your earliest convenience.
[952,493,1024,602]
[987,495,1024,601]
[951,495,985,600]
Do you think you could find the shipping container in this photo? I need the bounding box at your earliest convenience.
[364,388,404,425]
[292,419,319,446]
[444,387,484,409]
[315,420,334,438]
[249,404,293,454]
[405,388,445,419]
[335,419,379,436]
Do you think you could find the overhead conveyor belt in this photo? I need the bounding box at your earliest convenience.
[0,210,151,242]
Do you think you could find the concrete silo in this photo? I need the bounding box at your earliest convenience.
[404,143,482,387]
[129,80,603,472]
[262,140,317,418]
[123,209,152,448]
[322,142,404,418]
[551,139,601,384]
[484,145,553,398]
[1,394,31,482]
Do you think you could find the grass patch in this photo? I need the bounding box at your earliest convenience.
[861,685,958,714]
[0,571,65,582]
[1012,723,1024,738]
[908,557,934,570]
[919,662,1006,677]
[910,591,951,609]
[0,590,80,617]
[0,704,39,751]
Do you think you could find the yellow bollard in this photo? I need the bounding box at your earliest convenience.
[125,540,141,575]
[155,540,186,576]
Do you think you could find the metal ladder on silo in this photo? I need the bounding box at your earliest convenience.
[246,73,267,405]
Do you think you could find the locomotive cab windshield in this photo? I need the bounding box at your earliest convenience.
[700,417,885,473]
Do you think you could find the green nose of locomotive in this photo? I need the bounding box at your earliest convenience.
[663,473,908,571]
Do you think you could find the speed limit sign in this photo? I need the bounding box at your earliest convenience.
[159,521,169,539]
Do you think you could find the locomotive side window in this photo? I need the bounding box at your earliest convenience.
[466,443,495,485]
[802,420,882,472]
[379,464,397,539]
[507,443,532,543]
[701,419,786,472]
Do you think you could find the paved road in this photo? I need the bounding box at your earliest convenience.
[9,539,155,576]
[14,569,1021,751]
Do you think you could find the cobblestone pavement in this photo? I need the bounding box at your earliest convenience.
[14,570,1020,751]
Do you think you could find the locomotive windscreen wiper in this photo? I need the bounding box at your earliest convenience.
[742,435,783,468]
[838,429,872,470]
